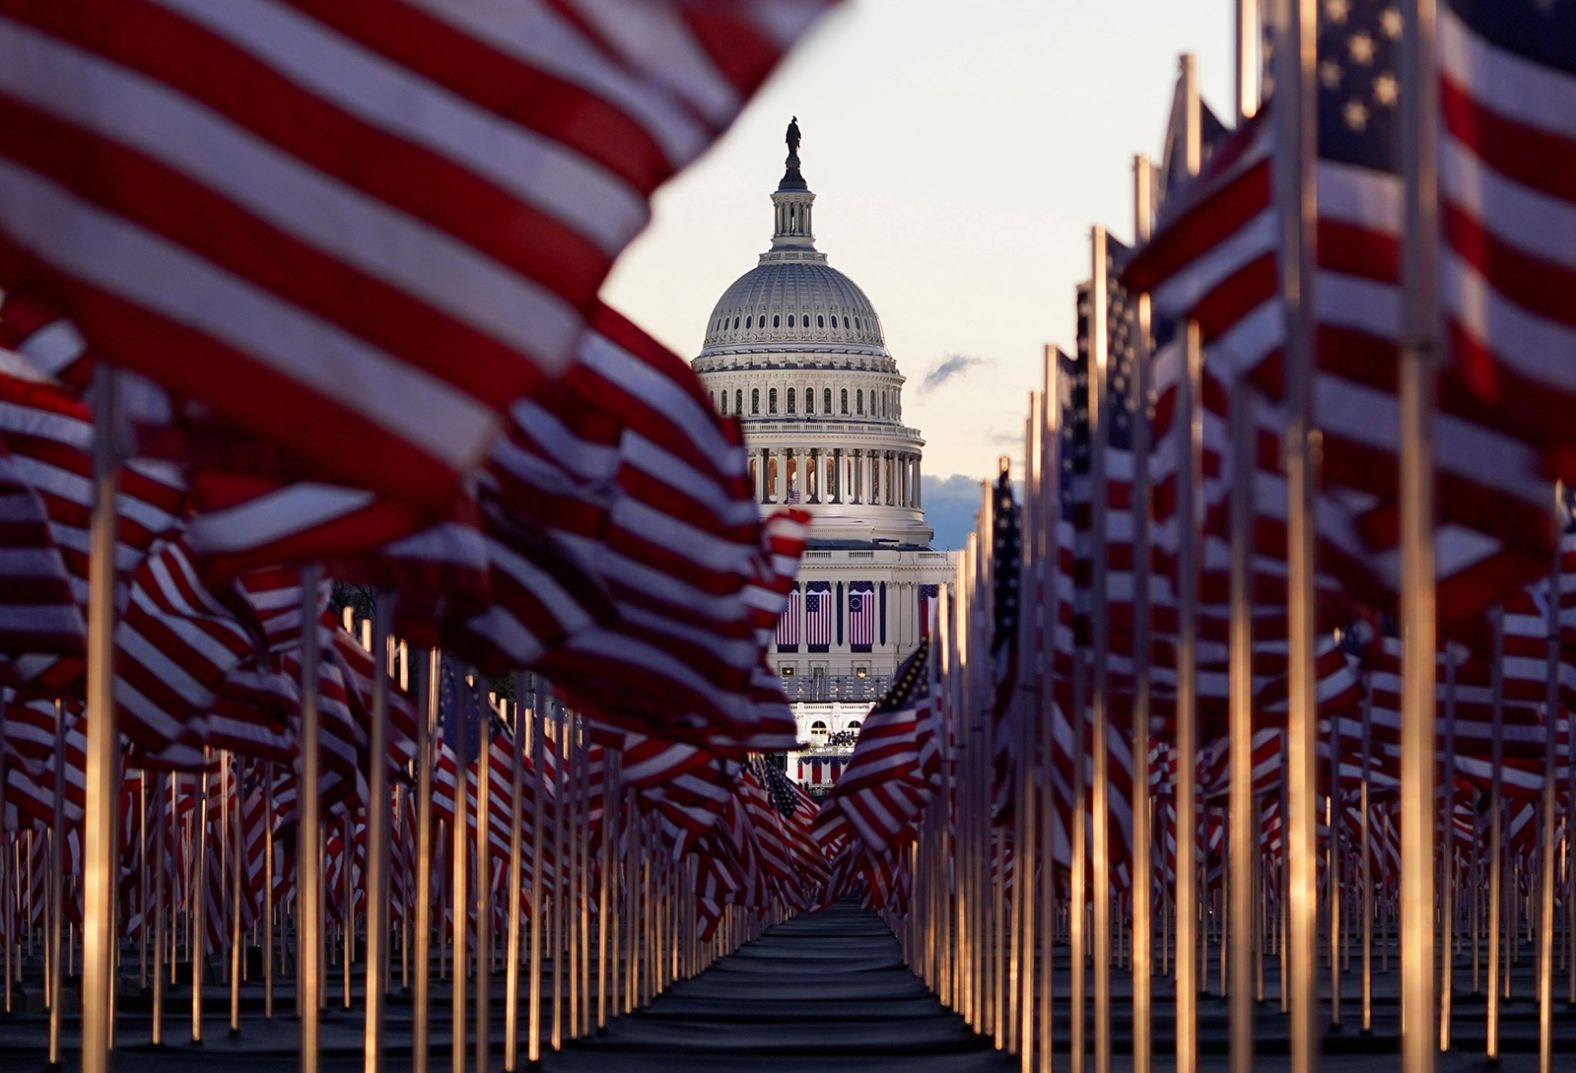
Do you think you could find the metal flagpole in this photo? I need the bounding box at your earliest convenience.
[82,366,122,1073]
[1037,360,1059,1073]
[152,773,167,1044]
[195,754,209,1043]
[1487,607,1504,1056]
[552,705,567,1047]
[1130,152,1156,1073]
[341,810,353,1010]
[598,747,617,1033]
[1176,315,1203,1073]
[1538,514,1561,1073]
[1070,648,1088,1073]
[1273,2,1323,1070]
[1088,225,1114,1073]
[1360,683,1374,1032]
[414,650,438,1073]
[1328,722,1342,1027]
[577,722,592,1036]
[230,754,244,1035]
[139,770,148,991]
[1173,50,1204,1073]
[1228,0,1260,1044]
[1015,398,1039,1071]
[450,670,470,1073]
[505,691,526,1071]
[528,696,546,1061]
[49,699,64,1066]
[475,701,492,1073]
[298,565,325,1073]
[1439,649,1458,1049]
[1229,385,1256,1071]
[364,597,393,1073]
[264,765,275,1020]
[1399,3,1441,1072]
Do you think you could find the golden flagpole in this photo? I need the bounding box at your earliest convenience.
[49,698,64,1066]
[81,366,122,1073]
[1273,2,1323,1069]
[1537,506,1561,1073]
[1360,684,1374,1032]
[450,668,470,1073]
[1173,50,1204,1073]
[1399,3,1441,1072]
[152,772,168,1044]
[1438,649,1458,1049]
[264,764,275,1021]
[363,597,393,1073]
[230,752,244,1036]
[528,692,546,1062]
[475,701,493,1073]
[413,649,439,1073]
[505,691,526,1071]
[1037,350,1060,1073]
[1487,609,1504,1057]
[1087,225,1114,1073]
[1129,152,1156,1073]
[298,564,325,1073]
[195,754,209,1043]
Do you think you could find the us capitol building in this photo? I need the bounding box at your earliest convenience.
[693,120,952,794]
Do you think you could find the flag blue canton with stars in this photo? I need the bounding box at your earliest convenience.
[991,469,1021,660]
[1318,0,1403,173]
[439,655,481,764]
[875,643,930,713]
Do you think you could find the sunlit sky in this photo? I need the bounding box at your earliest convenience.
[605,0,1238,539]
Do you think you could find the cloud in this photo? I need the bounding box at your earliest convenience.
[921,473,986,550]
[920,353,993,394]
[922,472,1027,551]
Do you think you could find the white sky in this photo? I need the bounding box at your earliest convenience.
[604,0,1236,482]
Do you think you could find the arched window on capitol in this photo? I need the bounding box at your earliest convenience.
[809,720,828,743]
[841,388,848,414]
[787,388,795,414]
[769,387,778,414]
[752,388,760,415]
[824,388,832,413]
[736,389,744,414]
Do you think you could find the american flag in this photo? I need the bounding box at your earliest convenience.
[0,1,838,502]
[1439,2,1576,488]
[1126,1,1549,623]
[917,583,939,637]
[775,583,802,651]
[813,643,933,855]
[987,466,1022,819]
[805,582,833,650]
[848,583,875,650]
[785,488,802,504]
[439,655,481,766]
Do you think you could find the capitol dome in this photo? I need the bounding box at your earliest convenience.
[692,121,930,548]
[701,260,887,354]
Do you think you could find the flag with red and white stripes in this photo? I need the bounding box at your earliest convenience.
[848,583,875,651]
[1123,7,1552,623]
[1439,3,1576,486]
[0,0,839,501]
[805,582,833,651]
[812,644,932,856]
[775,583,802,650]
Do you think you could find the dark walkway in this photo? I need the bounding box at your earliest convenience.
[543,902,1016,1072]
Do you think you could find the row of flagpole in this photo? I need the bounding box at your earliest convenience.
[890,6,1575,1073]
[13,494,801,1073]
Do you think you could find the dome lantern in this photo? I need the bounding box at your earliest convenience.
[771,115,815,251]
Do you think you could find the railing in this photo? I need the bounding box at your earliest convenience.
[781,674,890,703]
